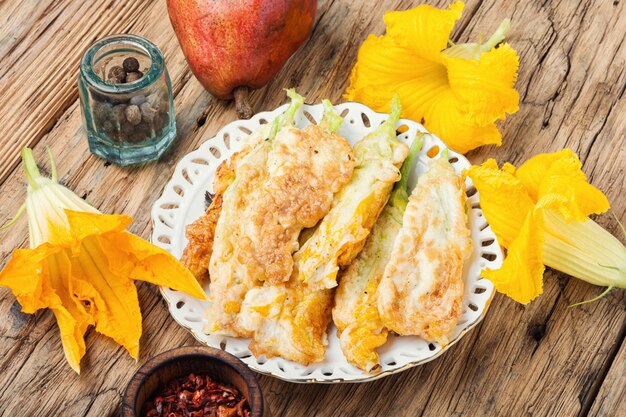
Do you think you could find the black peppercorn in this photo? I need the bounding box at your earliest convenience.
[111,104,128,126]
[91,55,171,147]
[101,120,115,136]
[119,121,135,141]
[107,66,126,83]
[122,57,140,73]
[125,105,142,125]
[130,95,147,106]
[140,102,158,123]
[146,92,162,110]
[126,71,144,83]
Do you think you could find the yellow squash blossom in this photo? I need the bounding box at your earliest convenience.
[466,149,625,304]
[345,1,519,154]
[0,149,206,373]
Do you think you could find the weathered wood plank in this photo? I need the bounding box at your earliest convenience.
[0,0,152,184]
[0,0,624,416]
[587,324,626,417]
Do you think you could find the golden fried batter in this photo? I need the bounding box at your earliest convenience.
[333,136,423,372]
[238,105,409,365]
[377,158,472,344]
[180,145,255,281]
[296,99,409,290]
[180,193,223,281]
[237,125,356,285]
[332,203,402,372]
[240,278,334,365]
[206,125,354,336]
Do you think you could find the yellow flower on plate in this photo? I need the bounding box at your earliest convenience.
[344,1,519,154]
[466,149,626,304]
[0,149,206,373]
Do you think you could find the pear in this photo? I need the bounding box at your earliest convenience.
[167,0,317,118]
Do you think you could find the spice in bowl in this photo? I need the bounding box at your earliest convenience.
[142,372,251,417]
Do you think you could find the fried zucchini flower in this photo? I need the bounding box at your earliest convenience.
[344,1,519,154]
[297,94,409,289]
[0,149,206,373]
[333,136,422,372]
[466,149,625,304]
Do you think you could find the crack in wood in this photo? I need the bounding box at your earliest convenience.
[308,0,335,45]
[577,319,626,417]
[451,0,485,41]
[423,322,488,417]
[581,81,625,166]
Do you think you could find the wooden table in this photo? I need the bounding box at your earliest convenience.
[0,1,624,416]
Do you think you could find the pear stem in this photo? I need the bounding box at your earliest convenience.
[233,86,253,119]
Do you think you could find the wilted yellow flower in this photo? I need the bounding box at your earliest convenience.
[466,149,625,304]
[0,149,206,373]
[345,1,519,154]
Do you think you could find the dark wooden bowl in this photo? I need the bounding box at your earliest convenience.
[122,346,265,417]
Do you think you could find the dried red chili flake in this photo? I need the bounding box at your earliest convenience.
[142,373,251,417]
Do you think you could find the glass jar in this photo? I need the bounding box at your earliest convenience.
[78,34,176,166]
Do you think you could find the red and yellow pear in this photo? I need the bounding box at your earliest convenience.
[167,0,317,118]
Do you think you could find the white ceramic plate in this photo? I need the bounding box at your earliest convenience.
[151,101,503,383]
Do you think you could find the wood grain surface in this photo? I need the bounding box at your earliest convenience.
[0,0,624,416]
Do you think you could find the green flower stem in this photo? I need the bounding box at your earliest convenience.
[21,148,42,189]
[382,94,402,133]
[480,19,511,52]
[445,18,511,59]
[569,286,614,307]
[14,147,100,247]
[612,211,626,238]
[46,146,58,183]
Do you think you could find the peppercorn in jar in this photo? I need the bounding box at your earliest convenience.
[78,34,176,166]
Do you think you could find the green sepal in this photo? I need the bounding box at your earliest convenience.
[390,134,423,212]
[319,99,343,133]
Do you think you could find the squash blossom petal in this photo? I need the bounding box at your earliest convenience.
[466,149,626,304]
[0,148,206,373]
[344,1,520,154]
